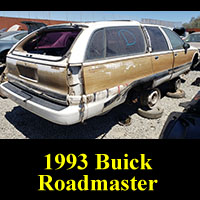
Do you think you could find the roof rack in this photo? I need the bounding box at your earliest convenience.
[107,20,132,21]
[77,20,132,23]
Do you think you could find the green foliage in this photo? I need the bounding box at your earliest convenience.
[183,16,200,28]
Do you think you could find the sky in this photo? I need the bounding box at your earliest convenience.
[0,11,200,24]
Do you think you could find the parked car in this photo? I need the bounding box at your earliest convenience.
[0,31,28,64]
[0,21,46,64]
[184,32,200,52]
[0,20,199,125]
[160,91,200,139]
[0,28,6,33]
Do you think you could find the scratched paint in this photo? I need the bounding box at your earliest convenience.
[104,62,122,70]
[125,60,135,71]
[83,55,153,94]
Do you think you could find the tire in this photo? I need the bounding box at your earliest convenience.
[118,115,132,126]
[191,54,199,70]
[169,78,181,92]
[166,89,185,99]
[0,64,6,75]
[0,89,6,98]
[0,65,8,84]
[140,88,161,109]
[137,106,164,119]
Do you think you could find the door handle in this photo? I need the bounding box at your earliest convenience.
[155,56,159,60]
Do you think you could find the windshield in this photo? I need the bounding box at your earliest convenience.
[185,33,200,42]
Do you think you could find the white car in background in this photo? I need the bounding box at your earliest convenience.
[184,32,200,52]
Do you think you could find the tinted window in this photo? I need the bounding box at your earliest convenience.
[145,26,169,52]
[106,26,146,57]
[86,29,105,60]
[162,27,184,50]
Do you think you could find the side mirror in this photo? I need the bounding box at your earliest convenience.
[183,43,190,54]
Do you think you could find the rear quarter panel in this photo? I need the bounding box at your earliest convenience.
[83,55,153,94]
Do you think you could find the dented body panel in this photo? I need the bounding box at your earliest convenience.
[0,21,199,125]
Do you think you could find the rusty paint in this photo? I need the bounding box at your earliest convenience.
[7,59,69,96]
[173,50,195,68]
[151,52,173,73]
[83,49,197,95]
[118,85,120,94]
[16,60,38,69]
[83,54,153,94]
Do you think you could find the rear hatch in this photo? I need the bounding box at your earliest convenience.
[6,25,82,105]
[21,21,47,33]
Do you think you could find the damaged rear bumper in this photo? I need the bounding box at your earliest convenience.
[0,82,81,125]
[0,82,120,125]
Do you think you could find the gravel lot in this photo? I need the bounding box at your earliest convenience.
[0,69,200,139]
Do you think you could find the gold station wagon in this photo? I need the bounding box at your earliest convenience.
[0,20,199,125]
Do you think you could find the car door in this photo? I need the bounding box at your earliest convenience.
[161,27,194,70]
[145,26,174,75]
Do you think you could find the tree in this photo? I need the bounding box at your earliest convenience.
[183,16,200,28]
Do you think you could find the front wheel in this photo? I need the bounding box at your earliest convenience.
[169,78,181,92]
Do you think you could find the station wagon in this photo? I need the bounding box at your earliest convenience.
[0,20,199,125]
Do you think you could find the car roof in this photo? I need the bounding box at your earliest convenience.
[46,20,141,30]
[76,20,141,28]
[191,32,200,35]
[141,23,171,29]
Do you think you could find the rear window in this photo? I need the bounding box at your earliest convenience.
[106,26,146,57]
[85,26,146,61]
[23,30,81,57]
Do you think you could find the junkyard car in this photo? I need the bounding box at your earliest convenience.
[184,32,200,52]
[0,31,28,64]
[0,21,46,65]
[0,21,199,125]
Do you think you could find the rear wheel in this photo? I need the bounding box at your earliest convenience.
[140,88,161,109]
